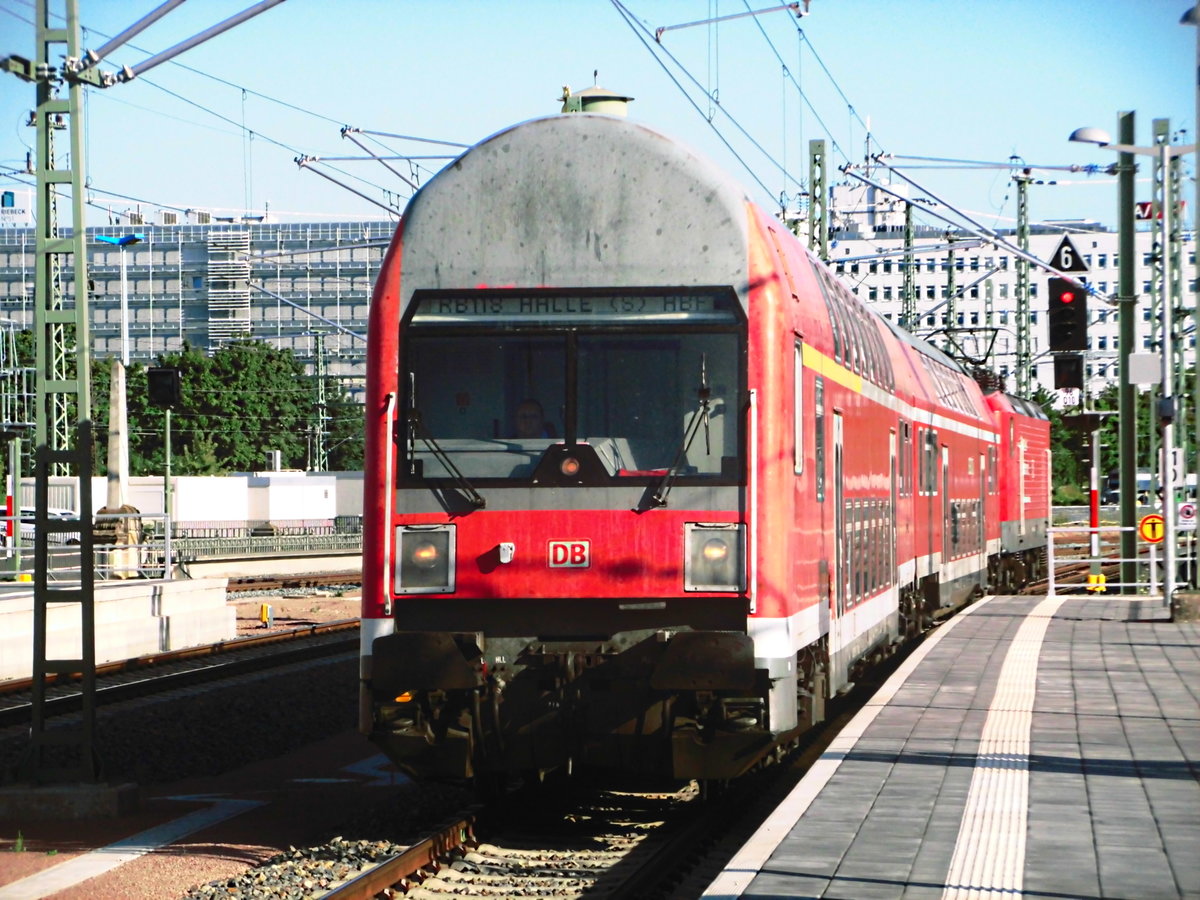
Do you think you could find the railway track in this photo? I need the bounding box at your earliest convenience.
[289,780,750,899]
[1,569,364,717]
[0,619,359,728]
[1025,559,1122,595]
[240,648,899,900]
[226,571,362,594]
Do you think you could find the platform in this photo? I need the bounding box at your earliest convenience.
[705,594,1200,899]
[0,577,233,682]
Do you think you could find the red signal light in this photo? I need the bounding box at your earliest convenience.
[1048,276,1087,351]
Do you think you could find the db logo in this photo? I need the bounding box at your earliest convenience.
[548,540,590,568]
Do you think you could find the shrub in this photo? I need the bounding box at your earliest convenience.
[1054,483,1087,505]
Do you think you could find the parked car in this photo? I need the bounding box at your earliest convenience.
[1101,469,1154,505]
[7,507,80,546]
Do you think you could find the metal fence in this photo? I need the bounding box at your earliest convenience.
[1046,521,1197,598]
[1,514,363,583]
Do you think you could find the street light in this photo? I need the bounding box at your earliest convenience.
[1183,6,1200,592]
[95,232,144,365]
[1069,124,1195,601]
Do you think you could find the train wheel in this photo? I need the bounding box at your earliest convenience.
[899,584,924,638]
[987,556,1001,594]
[796,640,828,730]
[1029,548,1047,582]
[1000,556,1026,593]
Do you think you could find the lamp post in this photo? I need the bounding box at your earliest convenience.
[1070,125,1195,601]
[1183,7,1200,565]
[95,232,143,365]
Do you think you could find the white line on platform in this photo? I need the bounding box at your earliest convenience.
[701,597,993,899]
[0,796,262,900]
[940,593,1066,900]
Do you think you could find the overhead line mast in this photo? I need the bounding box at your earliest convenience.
[0,0,286,786]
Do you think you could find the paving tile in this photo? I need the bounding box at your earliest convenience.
[734,597,1200,900]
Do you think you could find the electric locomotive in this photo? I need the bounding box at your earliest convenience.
[359,109,1050,784]
[986,390,1051,591]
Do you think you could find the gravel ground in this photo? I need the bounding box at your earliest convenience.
[2,730,474,900]
[0,586,473,900]
[178,779,475,900]
[0,654,359,785]
[229,589,362,637]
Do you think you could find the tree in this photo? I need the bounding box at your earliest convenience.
[325,385,365,470]
[90,340,364,476]
[1090,381,1158,478]
[1031,387,1087,502]
[8,333,364,485]
[177,432,221,475]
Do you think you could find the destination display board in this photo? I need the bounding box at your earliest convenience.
[409,287,741,327]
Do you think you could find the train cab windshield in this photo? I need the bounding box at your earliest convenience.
[400,287,745,485]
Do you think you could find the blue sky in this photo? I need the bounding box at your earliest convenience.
[0,0,1194,232]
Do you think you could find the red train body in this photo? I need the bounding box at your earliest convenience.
[360,113,1050,783]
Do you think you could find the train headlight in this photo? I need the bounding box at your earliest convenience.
[396,525,455,593]
[410,541,440,569]
[684,523,745,592]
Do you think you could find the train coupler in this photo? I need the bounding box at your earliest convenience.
[670,716,773,781]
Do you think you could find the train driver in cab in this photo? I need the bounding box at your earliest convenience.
[514,398,554,439]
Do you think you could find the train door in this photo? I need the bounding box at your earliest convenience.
[890,430,898,580]
[942,445,951,565]
[1018,427,1027,538]
[926,430,936,574]
[979,452,987,563]
[833,411,845,618]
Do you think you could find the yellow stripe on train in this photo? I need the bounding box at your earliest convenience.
[803,344,863,394]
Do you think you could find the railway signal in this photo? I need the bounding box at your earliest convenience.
[1047,277,1088,351]
[1053,353,1084,389]
[147,367,182,408]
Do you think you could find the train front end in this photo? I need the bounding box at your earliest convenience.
[361,114,773,783]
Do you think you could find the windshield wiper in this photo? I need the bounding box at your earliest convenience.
[648,354,711,508]
[407,407,486,509]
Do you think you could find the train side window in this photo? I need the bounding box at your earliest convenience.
[878,502,886,591]
[825,282,846,365]
[886,499,895,586]
[840,292,865,376]
[860,503,869,603]
[813,267,840,363]
[877,502,886,591]
[864,504,872,596]
[862,501,871,596]
[854,301,879,383]
[848,502,859,604]
[921,429,939,494]
[987,446,997,492]
[868,501,878,594]
[900,420,912,496]
[794,341,804,475]
[876,502,886,591]
[815,377,825,502]
[917,428,927,494]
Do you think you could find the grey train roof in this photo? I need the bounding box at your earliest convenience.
[398,114,753,309]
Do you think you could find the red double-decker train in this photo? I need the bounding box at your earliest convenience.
[359,111,1050,784]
